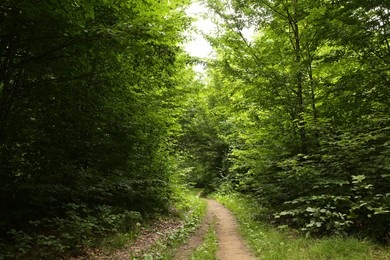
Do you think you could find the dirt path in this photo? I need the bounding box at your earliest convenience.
[175,199,257,260]
[174,199,215,260]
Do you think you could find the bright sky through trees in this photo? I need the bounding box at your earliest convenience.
[184,1,255,73]
[185,2,215,59]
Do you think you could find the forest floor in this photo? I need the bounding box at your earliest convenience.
[69,217,184,259]
[67,194,390,259]
[175,199,256,260]
[69,197,257,259]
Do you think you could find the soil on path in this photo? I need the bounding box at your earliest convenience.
[175,199,257,260]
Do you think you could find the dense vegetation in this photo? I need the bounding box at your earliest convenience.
[181,0,390,242]
[213,190,390,259]
[0,0,389,258]
[0,0,192,257]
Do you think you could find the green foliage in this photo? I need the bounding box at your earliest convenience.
[213,191,390,259]
[177,77,230,192]
[132,190,207,259]
[0,0,192,257]
[190,220,218,260]
[203,0,390,242]
[269,122,390,239]
[3,204,142,258]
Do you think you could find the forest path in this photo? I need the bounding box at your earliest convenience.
[175,199,257,260]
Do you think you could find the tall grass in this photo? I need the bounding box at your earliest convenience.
[140,190,207,259]
[213,192,390,260]
[190,220,218,260]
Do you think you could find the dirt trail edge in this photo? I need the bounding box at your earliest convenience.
[175,199,257,260]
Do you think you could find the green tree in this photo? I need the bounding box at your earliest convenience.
[0,0,191,256]
[177,70,230,192]
[204,0,390,240]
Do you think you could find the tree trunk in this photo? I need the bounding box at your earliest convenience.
[290,0,307,154]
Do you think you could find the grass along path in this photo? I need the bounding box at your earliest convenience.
[189,219,218,260]
[213,191,390,260]
[175,198,256,260]
[174,199,217,260]
[67,190,207,259]
[207,199,257,260]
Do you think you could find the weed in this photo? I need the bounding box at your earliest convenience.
[213,192,390,260]
[190,219,218,260]
[130,190,207,259]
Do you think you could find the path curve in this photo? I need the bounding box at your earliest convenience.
[175,199,257,260]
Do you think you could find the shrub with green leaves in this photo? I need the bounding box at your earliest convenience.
[272,125,390,240]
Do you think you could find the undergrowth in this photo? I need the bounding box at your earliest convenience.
[0,187,206,259]
[0,204,143,259]
[190,219,218,260]
[134,189,207,259]
[213,190,390,260]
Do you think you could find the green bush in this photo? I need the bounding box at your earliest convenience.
[268,125,390,241]
[2,204,142,259]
